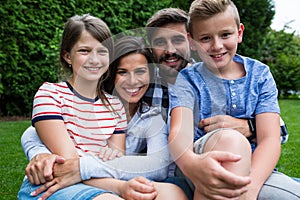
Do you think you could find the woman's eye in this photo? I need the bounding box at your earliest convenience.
[135,69,147,75]
[117,70,127,75]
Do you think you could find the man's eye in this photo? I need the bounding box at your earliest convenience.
[153,39,166,46]
[172,36,186,44]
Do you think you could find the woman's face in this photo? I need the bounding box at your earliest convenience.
[114,53,150,105]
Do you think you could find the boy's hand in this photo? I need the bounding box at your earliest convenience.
[184,151,251,199]
[98,147,124,161]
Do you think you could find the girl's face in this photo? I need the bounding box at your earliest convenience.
[189,7,244,70]
[114,53,150,105]
[64,30,109,83]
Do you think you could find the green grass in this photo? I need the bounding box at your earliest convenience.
[0,120,30,199]
[277,99,300,177]
[0,99,299,199]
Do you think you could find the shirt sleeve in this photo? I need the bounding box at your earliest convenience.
[31,82,63,126]
[21,126,51,160]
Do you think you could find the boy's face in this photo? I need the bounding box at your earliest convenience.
[151,23,190,78]
[189,8,244,70]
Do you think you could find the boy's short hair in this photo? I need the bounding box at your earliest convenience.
[146,8,188,42]
[188,0,240,35]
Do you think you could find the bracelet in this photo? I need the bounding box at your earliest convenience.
[247,118,256,141]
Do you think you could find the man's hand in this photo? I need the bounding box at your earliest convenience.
[120,176,157,200]
[199,115,252,137]
[25,153,65,185]
[185,151,251,199]
[30,157,82,200]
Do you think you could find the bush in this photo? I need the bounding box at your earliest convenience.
[0,0,172,116]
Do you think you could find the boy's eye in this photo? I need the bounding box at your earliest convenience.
[200,36,210,42]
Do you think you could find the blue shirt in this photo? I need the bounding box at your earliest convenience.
[170,54,280,142]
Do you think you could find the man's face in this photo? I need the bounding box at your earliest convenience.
[151,23,190,78]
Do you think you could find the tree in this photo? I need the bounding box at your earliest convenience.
[262,30,300,98]
[233,0,275,60]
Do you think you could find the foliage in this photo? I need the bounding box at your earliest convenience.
[0,0,172,116]
[0,0,299,116]
[262,30,300,98]
[234,0,275,60]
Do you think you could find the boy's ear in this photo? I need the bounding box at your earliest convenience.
[187,32,196,51]
[238,23,245,43]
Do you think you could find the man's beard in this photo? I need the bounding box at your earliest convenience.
[158,53,188,72]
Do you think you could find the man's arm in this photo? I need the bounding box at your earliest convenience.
[199,115,252,137]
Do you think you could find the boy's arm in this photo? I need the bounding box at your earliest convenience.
[247,112,281,198]
[169,107,251,199]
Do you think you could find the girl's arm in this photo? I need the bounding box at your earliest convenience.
[35,119,78,159]
[248,112,281,198]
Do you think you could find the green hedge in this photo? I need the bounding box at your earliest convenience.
[0,0,172,116]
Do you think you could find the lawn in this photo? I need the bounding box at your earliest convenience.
[0,99,299,199]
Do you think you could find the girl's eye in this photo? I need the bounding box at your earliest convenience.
[79,49,89,53]
[98,49,109,55]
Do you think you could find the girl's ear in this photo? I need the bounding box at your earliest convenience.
[63,51,72,65]
[238,23,245,43]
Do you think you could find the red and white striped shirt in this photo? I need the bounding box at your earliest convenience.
[32,81,127,156]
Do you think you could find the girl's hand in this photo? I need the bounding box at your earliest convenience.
[98,147,124,161]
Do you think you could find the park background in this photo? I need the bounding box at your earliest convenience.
[0,0,299,199]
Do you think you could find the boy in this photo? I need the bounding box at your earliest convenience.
[169,0,300,199]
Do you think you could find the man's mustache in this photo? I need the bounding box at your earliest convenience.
[158,53,186,63]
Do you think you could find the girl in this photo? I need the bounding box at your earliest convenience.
[19,14,126,200]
